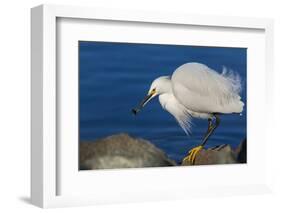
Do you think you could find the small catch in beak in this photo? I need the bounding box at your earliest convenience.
[131,108,140,115]
[132,91,155,115]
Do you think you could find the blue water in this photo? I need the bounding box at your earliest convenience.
[79,41,247,164]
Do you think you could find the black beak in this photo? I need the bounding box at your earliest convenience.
[132,93,154,115]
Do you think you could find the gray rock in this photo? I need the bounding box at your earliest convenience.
[181,139,247,166]
[181,144,237,166]
[80,133,176,170]
[235,138,247,163]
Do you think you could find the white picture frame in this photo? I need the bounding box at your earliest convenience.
[31,4,274,208]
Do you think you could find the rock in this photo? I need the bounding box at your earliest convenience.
[80,133,176,170]
[235,138,247,163]
[181,144,237,166]
[181,139,247,166]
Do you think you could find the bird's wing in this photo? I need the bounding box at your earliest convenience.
[171,63,244,114]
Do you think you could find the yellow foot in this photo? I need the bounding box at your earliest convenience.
[183,145,203,165]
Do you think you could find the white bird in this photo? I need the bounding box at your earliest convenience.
[132,62,244,164]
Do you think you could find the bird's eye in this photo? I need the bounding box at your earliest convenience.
[152,88,156,92]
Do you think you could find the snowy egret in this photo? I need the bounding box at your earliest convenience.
[132,62,244,164]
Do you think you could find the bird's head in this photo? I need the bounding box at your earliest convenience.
[132,76,171,115]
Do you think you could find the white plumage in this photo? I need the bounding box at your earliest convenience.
[172,63,243,114]
[133,62,244,135]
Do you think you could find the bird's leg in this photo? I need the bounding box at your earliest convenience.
[201,114,220,147]
[183,114,220,165]
[182,118,213,164]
